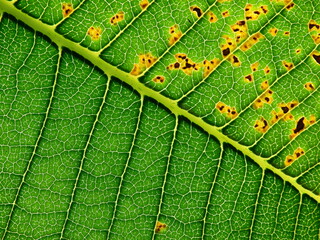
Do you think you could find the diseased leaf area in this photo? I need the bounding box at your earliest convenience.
[0,0,319,239]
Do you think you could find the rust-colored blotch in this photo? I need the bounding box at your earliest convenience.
[155,221,167,233]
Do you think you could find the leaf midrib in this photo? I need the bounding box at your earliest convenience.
[1,0,319,204]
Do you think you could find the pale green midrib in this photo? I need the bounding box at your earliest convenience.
[1,0,319,204]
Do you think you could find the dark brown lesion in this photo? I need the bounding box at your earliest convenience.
[293,117,305,134]
[190,6,202,18]
[312,52,320,64]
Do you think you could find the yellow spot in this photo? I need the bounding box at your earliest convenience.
[222,10,229,18]
[269,28,278,36]
[254,117,269,133]
[167,53,200,75]
[62,3,73,18]
[240,33,264,51]
[264,66,271,74]
[282,61,294,71]
[130,53,157,76]
[87,26,102,40]
[254,89,273,109]
[153,75,165,83]
[284,147,304,167]
[231,20,248,43]
[251,62,259,71]
[261,80,269,90]
[202,59,220,77]
[285,2,295,10]
[244,74,253,83]
[311,51,320,65]
[227,54,241,67]
[271,0,293,4]
[311,33,320,44]
[155,221,167,233]
[216,102,238,119]
[304,82,315,91]
[110,11,124,25]
[190,6,203,18]
[140,0,149,9]
[168,24,182,46]
[207,11,218,23]
[245,4,268,21]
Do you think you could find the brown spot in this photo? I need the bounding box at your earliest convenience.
[168,25,182,46]
[110,11,125,25]
[286,2,295,10]
[139,0,149,9]
[308,20,320,31]
[155,221,167,233]
[244,74,253,83]
[254,89,273,108]
[254,117,269,133]
[153,75,165,83]
[264,66,271,74]
[284,147,305,166]
[282,61,294,71]
[62,3,73,18]
[240,33,264,51]
[87,26,102,40]
[202,59,220,77]
[207,11,218,23]
[227,55,241,67]
[269,28,278,36]
[311,52,320,64]
[222,48,230,57]
[284,31,290,36]
[261,80,269,90]
[295,49,301,54]
[222,11,229,18]
[304,82,315,91]
[190,6,203,18]
[216,102,238,119]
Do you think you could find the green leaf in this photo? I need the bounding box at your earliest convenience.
[0,0,319,239]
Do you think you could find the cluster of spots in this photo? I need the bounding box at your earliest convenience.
[130,53,157,76]
[244,4,268,21]
[282,61,294,71]
[153,75,165,83]
[190,6,202,18]
[254,117,269,133]
[155,221,167,233]
[216,102,238,119]
[308,20,320,44]
[228,54,241,67]
[311,51,320,65]
[62,3,73,18]
[221,35,236,58]
[87,26,102,40]
[168,24,182,46]
[231,20,248,43]
[261,80,269,90]
[269,28,278,36]
[240,33,264,51]
[284,147,304,167]
[202,59,220,77]
[140,0,149,9]
[244,74,253,83]
[167,53,200,75]
[253,89,273,108]
[304,82,315,91]
[110,11,124,25]
[207,11,218,23]
[270,101,298,124]
[290,115,316,139]
[222,10,230,18]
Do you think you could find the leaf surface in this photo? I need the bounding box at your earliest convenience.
[0,0,319,239]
